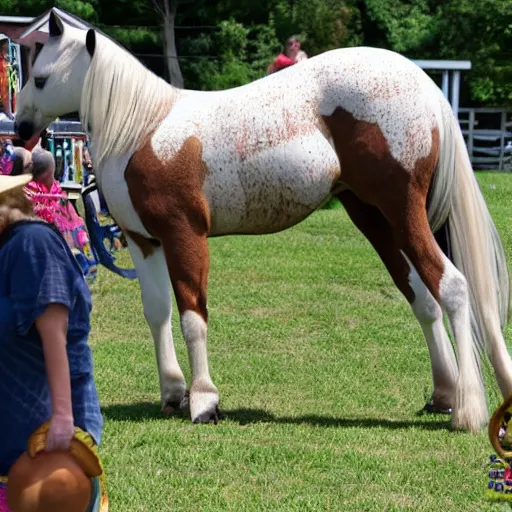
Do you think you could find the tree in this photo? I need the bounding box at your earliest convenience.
[357,0,512,106]
[153,0,184,88]
[270,0,362,55]
[0,0,98,19]
[434,0,512,105]
[1,0,510,105]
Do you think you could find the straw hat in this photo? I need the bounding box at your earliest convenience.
[0,174,31,194]
[6,422,103,512]
[7,451,92,512]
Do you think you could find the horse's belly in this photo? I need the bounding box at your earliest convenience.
[205,134,340,235]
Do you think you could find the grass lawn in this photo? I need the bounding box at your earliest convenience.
[89,172,512,511]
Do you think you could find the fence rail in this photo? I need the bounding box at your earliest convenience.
[458,108,512,171]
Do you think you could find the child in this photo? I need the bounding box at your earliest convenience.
[0,173,106,511]
[24,148,97,283]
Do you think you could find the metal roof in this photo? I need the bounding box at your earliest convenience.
[412,60,472,70]
[16,7,93,46]
[0,16,35,24]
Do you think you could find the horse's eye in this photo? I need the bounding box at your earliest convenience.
[34,76,48,89]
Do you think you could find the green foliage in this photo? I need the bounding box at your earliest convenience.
[362,0,434,53]
[248,22,282,74]
[180,19,280,90]
[434,0,512,105]
[100,26,160,49]
[271,0,362,55]
[206,59,253,90]
[359,0,512,105]
[178,0,362,90]
[216,18,250,61]
[0,0,509,104]
[54,0,98,21]
[0,0,98,19]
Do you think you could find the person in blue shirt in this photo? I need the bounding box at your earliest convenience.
[0,173,105,511]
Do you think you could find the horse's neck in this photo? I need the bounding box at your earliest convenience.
[84,71,177,171]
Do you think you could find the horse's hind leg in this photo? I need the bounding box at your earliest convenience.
[338,191,457,412]
[125,237,187,413]
[324,108,485,430]
[392,197,486,431]
[407,264,457,413]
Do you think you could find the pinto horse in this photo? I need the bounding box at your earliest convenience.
[15,11,512,432]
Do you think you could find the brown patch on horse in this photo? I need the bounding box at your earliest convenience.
[324,107,443,300]
[125,136,211,320]
[317,116,333,141]
[126,229,161,259]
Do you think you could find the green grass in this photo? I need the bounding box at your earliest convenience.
[88,172,512,511]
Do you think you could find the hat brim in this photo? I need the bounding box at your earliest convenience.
[0,174,32,194]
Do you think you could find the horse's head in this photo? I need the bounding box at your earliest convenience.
[15,11,96,141]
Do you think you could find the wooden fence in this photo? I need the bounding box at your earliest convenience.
[458,108,512,171]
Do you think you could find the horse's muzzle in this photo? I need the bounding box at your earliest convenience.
[14,120,36,141]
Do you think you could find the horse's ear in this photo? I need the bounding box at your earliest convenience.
[86,29,96,58]
[49,11,64,38]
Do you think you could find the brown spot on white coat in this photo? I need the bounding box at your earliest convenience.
[323,106,442,298]
[125,136,210,320]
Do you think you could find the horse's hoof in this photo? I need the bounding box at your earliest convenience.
[420,401,452,415]
[161,391,190,416]
[189,384,219,424]
[192,406,221,425]
[162,404,176,416]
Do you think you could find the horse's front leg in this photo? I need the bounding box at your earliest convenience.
[125,236,188,413]
[160,228,219,424]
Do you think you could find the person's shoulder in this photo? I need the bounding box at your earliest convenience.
[15,220,57,237]
[51,180,63,194]
[5,222,76,274]
[24,180,42,194]
[10,221,64,251]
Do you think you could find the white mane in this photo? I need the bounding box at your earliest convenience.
[80,32,175,168]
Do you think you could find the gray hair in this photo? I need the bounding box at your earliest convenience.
[31,148,55,178]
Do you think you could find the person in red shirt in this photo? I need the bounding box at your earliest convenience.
[267,36,308,74]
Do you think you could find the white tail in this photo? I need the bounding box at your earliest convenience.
[427,96,512,429]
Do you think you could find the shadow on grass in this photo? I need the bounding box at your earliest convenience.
[225,408,451,431]
[102,401,173,421]
[102,401,451,431]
